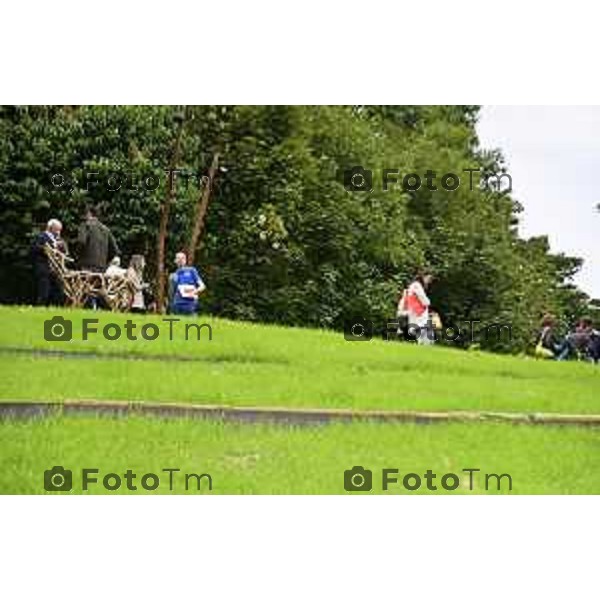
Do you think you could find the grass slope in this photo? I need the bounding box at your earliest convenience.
[0,306,599,414]
[1,415,599,494]
[1,306,599,494]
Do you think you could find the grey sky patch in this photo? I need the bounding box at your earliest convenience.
[477,106,600,298]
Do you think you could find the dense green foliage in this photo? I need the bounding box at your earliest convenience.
[0,105,589,351]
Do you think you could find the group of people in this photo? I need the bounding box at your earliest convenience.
[398,270,599,363]
[31,206,122,306]
[33,221,599,357]
[537,314,600,363]
[31,207,206,315]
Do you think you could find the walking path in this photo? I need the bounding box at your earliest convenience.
[1,399,599,427]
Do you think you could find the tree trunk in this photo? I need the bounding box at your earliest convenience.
[188,151,219,265]
[156,112,185,312]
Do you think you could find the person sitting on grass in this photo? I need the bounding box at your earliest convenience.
[537,315,599,362]
[168,251,206,315]
[588,328,600,364]
[567,317,598,361]
[535,314,570,360]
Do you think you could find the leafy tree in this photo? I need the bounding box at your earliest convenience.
[0,105,588,353]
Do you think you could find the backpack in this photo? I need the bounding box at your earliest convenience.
[397,286,428,317]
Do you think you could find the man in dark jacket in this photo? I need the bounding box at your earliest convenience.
[31,218,65,305]
[77,207,120,271]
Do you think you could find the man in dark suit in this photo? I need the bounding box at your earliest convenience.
[31,218,65,305]
[77,206,120,272]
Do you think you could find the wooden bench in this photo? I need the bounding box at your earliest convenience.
[44,245,136,311]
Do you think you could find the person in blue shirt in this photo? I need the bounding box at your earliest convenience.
[168,251,206,315]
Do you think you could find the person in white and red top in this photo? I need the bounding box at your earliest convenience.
[399,270,434,345]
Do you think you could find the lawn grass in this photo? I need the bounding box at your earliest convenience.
[1,306,599,494]
[0,414,598,494]
[0,305,599,414]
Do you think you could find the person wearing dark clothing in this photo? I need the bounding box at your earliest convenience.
[571,318,593,345]
[539,315,600,362]
[77,208,120,272]
[567,318,598,362]
[589,330,600,364]
[31,219,65,305]
[536,314,570,360]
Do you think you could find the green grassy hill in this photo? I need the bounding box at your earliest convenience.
[1,306,599,413]
[0,306,599,494]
